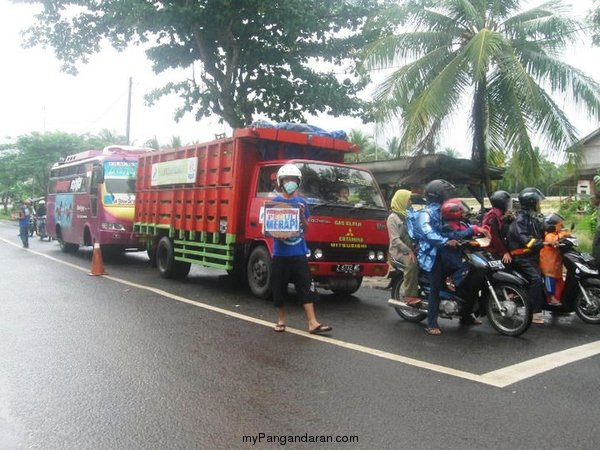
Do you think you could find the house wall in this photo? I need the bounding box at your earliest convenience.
[581,133,600,170]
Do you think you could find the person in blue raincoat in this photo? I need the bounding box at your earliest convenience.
[410,180,460,336]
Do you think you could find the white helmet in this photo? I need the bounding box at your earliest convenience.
[276,164,302,187]
[39,200,45,205]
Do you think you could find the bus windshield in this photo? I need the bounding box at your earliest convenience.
[102,161,137,205]
[104,178,136,195]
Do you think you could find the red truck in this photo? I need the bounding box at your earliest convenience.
[134,126,390,298]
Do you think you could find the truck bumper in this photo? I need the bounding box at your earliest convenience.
[307,261,388,277]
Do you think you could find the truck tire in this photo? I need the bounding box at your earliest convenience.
[247,246,272,299]
[156,236,191,280]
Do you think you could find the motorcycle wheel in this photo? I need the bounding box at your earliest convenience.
[486,283,532,337]
[575,285,600,324]
[391,276,426,322]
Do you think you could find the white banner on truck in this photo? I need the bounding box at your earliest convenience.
[151,157,198,186]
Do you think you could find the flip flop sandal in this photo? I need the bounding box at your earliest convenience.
[309,324,332,335]
[273,324,286,332]
[424,327,442,336]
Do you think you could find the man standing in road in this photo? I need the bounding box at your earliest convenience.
[16,199,32,248]
[269,164,332,335]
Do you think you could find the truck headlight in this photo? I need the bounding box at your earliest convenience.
[314,248,324,260]
[377,251,385,261]
[368,251,376,261]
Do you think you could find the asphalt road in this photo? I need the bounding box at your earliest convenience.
[1,220,599,449]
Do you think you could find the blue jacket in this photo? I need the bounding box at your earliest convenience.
[411,204,478,272]
[412,203,448,272]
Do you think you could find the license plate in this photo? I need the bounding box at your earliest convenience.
[488,260,505,269]
[334,264,362,274]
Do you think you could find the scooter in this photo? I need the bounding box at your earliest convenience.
[539,236,600,324]
[388,238,533,337]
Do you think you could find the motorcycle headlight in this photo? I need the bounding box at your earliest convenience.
[575,262,598,275]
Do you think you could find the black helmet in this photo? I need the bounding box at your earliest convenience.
[544,212,565,232]
[490,190,512,212]
[424,179,455,204]
[518,187,545,210]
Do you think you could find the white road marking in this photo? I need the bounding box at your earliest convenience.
[3,236,600,388]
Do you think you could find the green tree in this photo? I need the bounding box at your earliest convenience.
[2,131,127,201]
[346,128,390,162]
[363,0,600,194]
[24,0,386,129]
[0,148,23,212]
[14,132,88,199]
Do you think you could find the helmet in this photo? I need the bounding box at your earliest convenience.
[24,198,32,204]
[424,179,455,204]
[441,198,470,220]
[518,187,545,210]
[544,212,564,232]
[38,200,45,205]
[276,163,302,187]
[490,190,512,212]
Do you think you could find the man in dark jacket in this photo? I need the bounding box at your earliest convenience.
[507,188,546,324]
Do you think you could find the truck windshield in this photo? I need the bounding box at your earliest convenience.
[256,163,385,208]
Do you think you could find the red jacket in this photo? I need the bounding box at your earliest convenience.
[482,207,509,257]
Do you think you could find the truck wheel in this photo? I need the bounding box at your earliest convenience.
[332,277,363,296]
[156,236,191,280]
[247,246,272,299]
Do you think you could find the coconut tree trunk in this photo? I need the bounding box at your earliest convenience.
[471,79,491,197]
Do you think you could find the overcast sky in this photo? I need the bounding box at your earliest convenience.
[1,0,599,156]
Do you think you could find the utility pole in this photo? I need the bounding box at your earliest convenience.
[126,77,132,145]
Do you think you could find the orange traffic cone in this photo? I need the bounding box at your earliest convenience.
[89,242,106,276]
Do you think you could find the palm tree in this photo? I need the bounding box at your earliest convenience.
[437,147,461,158]
[363,0,600,193]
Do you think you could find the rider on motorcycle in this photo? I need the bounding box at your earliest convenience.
[507,187,546,324]
[411,180,481,335]
[35,199,46,217]
[482,190,513,263]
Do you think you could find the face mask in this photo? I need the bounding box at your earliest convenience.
[283,181,298,194]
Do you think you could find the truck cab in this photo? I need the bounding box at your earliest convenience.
[245,160,389,297]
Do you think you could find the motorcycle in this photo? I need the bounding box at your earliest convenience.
[36,215,48,240]
[28,215,37,237]
[538,235,600,324]
[388,238,533,337]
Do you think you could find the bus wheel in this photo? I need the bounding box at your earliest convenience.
[59,239,79,253]
[156,236,191,280]
[247,246,272,299]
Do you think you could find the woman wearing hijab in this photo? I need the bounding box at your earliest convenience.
[387,189,420,306]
